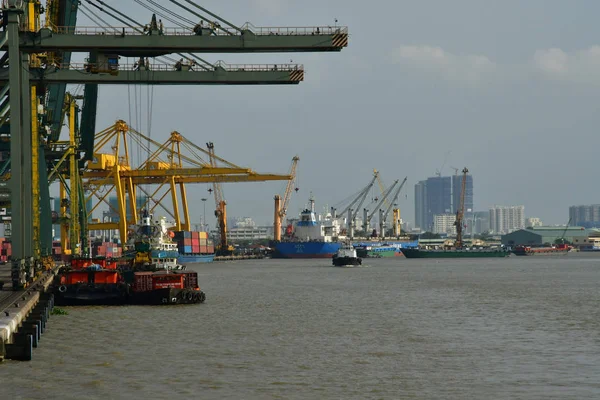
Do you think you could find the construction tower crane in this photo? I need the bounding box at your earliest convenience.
[333,171,379,239]
[362,179,400,235]
[379,177,407,239]
[454,167,469,248]
[206,142,232,255]
[274,156,299,241]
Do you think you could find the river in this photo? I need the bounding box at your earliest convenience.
[1,254,599,399]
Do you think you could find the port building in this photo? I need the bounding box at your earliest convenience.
[501,226,595,246]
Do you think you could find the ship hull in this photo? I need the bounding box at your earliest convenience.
[402,248,509,258]
[54,283,129,306]
[512,249,569,256]
[178,254,215,263]
[332,257,362,266]
[356,247,403,258]
[273,242,341,259]
[129,288,206,305]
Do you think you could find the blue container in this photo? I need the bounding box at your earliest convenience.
[183,231,192,239]
[184,245,193,254]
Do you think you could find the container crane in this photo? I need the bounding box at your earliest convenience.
[379,177,407,239]
[454,167,469,248]
[206,142,233,256]
[274,156,299,241]
[362,179,399,236]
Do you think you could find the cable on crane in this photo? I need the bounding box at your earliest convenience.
[180,0,241,33]
[79,4,116,34]
[143,0,195,26]
[89,0,144,31]
[133,0,188,28]
[85,0,144,33]
[167,0,236,35]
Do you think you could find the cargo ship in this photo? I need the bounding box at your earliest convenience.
[354,243,404,258]
[122,210,206,305]
[273,196,342,258]
[512,244,570,256]
[172,230,215,264]
[401,247,510,258]
[54,257,129,306]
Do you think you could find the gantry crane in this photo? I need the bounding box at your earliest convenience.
[80,121,292,246]
[273,156,299,241]
[454,167,469,248]
[379,177,407,239]
[0,1,348,286]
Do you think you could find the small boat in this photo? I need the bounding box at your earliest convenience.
[54,257,129,306]
[332,243,362,267]
[123,209,206,305]
[512,244,570,256]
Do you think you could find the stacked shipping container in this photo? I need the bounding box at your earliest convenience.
[172,231,215,255]
[0,238,10,263]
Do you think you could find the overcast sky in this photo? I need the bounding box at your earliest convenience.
[67,0,600,227]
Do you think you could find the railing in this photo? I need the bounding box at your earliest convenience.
[52,62,303,73]
[50,24,348,37]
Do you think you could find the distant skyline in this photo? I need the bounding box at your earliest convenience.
[63,0,600,228]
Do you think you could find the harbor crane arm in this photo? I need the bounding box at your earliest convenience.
[336,172,379,218]
[382,177,407,222]
[279,156,299,220]
[274,156,299,241]
[454,168,468,248]
[13,25,348,54]
[206,142,232,255]
[366,180,399,223]
[0,64,305,85]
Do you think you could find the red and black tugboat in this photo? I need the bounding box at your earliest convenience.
[54,256,130,306]
[121,209,206,305]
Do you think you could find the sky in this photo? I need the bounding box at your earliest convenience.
[65,0,600,227]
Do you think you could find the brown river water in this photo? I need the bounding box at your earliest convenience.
[1,254,599,399]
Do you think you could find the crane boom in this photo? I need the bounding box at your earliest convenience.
[454,167,468,248]
[274,156,299,241]
[366,180,399,223]
[337,171,379,218]
[382,177,407,222]
[206,142,230,255]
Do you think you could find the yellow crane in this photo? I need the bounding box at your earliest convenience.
[82,121,293,244]
[274,156,299,241]
[454,167,469,248]
[206,142,233,256]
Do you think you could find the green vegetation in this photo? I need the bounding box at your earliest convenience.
[50,307,69,315]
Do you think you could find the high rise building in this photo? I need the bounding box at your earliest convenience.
[433,214,457,235]
[569,205,600,228]
[489,205,525,234]
[452,173,473,214]
[414,173,473,232]
[526,217,543,228]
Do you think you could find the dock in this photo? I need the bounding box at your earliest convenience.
[214,254,266,262]
[0,263,57,361]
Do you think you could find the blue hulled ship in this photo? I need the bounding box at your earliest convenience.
[274,197,342,258]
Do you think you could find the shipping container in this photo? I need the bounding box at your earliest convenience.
[191,238,199,246]
[133,272,153,292]
[192,231,199,239]
[183,231,192,239]
[183,245,192,254]
[200,238,207,246]
[199,231,208,239]
[207,245,215,254]
[192,245,200,253]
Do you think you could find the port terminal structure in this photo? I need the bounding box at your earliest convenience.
[0,0,348,290]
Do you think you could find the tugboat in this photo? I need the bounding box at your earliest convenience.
[332,243,362,267]
[122,209,206,305]
[54,256,129,306]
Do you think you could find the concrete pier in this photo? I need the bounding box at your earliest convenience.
[0,266,56,361]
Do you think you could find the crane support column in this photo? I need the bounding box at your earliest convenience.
[7,7,33,260]
[274,195,281,241]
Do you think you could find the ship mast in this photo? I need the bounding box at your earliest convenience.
[454,167,469,248]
